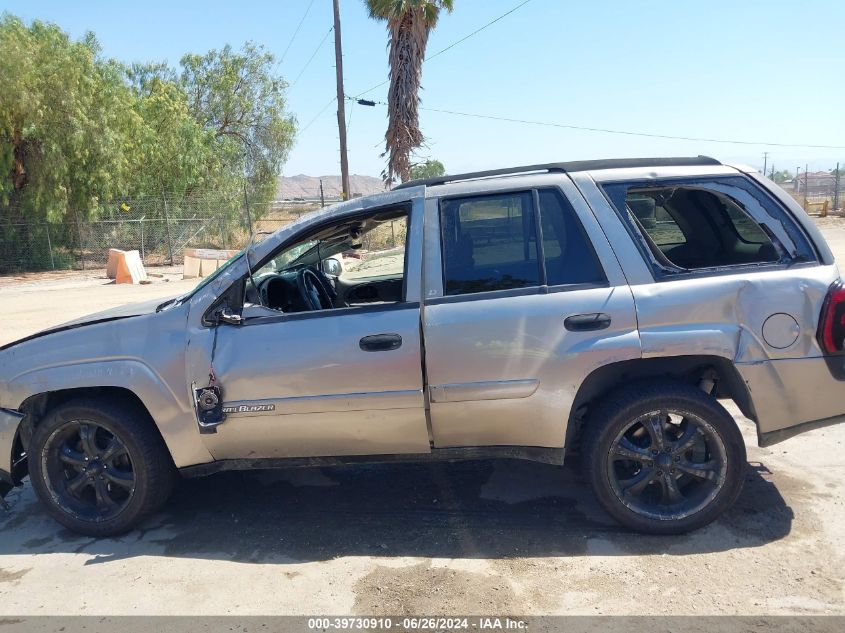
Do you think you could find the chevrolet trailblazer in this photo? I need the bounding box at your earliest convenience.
[2,156,843,536]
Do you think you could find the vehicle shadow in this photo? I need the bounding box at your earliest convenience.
[0,458,792,564]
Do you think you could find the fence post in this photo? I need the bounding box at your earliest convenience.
[76,216,86,271]
[139,218,145,263]
[219,217,227,250]
[243,184,253,236]
[804,163,809,211]
[45,223,55,270]
[162,194,174,266]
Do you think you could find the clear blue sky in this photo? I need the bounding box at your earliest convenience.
[3,0,844,178]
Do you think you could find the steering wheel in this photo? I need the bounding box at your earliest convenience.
[296,267,334,311]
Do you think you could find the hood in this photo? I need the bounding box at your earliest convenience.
[0,295,180,351]
[58,295,177,326]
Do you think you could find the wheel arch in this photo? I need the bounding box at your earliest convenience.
[6,359,212,469]
[12,386,176,486]
[566,355,757,453]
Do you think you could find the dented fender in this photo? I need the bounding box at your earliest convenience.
[0,407,24,497]
[0,307,213,469]
[4,358,212,468]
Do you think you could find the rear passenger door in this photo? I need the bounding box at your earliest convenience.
[422,179,641,449]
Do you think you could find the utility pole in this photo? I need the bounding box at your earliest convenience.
[762,152,769,176]
[319,179,325,208]
[834,162,841,212]
[333,0,351,201]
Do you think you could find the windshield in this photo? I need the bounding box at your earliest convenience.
[254,239,320,277]
[277,240,320,271]
[157,250,245,311]
[192,251,244,291]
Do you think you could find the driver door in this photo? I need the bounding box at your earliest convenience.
[195,197,431,460]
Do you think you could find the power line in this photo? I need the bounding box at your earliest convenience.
[426,0,532,61]
[352,0,533,99]
[290,26,334,88]
[350,80,386,102]
[296,0,531,133]
[300,96,337,133]
[279,0,317,64]
[346,98,355,137]
[353,98,845,150]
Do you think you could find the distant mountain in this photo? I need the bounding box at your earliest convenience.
[277,174,387,200]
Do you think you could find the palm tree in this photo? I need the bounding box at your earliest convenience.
[365,0,454,184]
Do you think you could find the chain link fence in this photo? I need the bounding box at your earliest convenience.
[0,195,325,274]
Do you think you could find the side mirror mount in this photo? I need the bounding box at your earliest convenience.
[322,257,342,276]
[216,307,243,326]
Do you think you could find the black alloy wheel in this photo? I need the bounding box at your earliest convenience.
[607,409,728,521]
[583,382,746,534]
[29,398,176,537]
[41,420,136,522]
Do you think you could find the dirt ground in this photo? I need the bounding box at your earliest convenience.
[0,225,844,616]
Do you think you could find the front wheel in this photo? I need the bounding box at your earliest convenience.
[582,382,746,534]
[29,398,175,537]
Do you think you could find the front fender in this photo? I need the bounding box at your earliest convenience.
[6,359,212,468]
[0,407,24,497]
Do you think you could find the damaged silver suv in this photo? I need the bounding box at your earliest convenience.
[2,156,844,537]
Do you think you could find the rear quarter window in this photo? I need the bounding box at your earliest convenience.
[601,176,817,279]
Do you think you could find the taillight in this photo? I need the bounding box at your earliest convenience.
[818,280,845,355]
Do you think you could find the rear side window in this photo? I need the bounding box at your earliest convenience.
[724,202,770,244]
[602,176,816,276]
[439,189,606,296]
[440,192,539,295]
[537,189,606,286]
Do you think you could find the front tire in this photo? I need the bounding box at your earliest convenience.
[29,398,175,537]
[582,382,746,534]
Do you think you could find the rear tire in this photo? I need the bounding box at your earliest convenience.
[29,398,175,537]
[582,382,746,534]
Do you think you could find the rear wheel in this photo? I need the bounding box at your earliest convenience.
[29,398,175,537]
[583,382,746,534]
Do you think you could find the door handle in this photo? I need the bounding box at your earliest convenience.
[564,313,612,332]
[359,333,403,352]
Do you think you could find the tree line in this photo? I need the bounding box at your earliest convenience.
[0,0,460,224]
[0,14,296,225]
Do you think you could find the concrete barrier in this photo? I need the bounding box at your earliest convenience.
[183,248,240,279]
[107,249,147,284]
[807,200,830,217]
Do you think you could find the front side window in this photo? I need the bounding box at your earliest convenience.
[601,177,815,276]
[341,216,407,281]
[248,208,409,313]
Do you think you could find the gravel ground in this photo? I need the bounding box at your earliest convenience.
[0,226,844,616]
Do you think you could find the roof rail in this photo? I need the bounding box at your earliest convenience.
[393,156,721,190]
